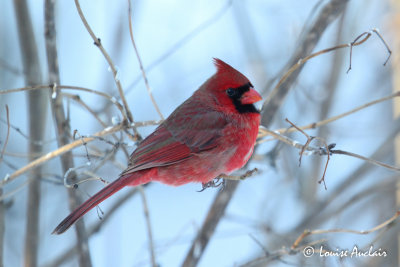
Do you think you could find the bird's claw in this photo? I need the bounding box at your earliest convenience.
[198,177,226,192]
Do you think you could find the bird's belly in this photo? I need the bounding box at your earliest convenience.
[153,152,232,186]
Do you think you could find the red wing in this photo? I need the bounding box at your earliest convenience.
[167,110,228,152]
[120,104,229,176]
[121,126,192,175]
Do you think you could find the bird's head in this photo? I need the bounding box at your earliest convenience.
[205,58,262,114]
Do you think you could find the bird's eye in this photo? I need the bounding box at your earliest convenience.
[226,88,235,97]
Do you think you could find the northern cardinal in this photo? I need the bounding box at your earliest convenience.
[53,58,261,234]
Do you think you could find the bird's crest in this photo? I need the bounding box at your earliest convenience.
[213,58,236,74]
[212,58,250,87]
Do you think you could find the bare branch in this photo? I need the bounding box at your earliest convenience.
[14,0,49,266]
[45,0,92,265]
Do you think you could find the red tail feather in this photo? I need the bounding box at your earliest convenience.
[52,177,127,235]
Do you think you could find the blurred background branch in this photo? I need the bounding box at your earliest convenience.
[13,1,48,266]
[44,0,92,266]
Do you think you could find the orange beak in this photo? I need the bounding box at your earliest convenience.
[240,88,262,104]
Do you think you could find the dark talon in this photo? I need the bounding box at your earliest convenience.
[197,177,226,192]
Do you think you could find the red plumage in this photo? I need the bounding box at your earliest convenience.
[52,58,261,234]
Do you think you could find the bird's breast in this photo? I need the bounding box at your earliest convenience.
[222,114,260,173]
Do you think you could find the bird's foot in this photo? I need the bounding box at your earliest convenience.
[198,177,226,192]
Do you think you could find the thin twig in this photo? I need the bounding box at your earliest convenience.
[260,126,400,178]
[285,118,315,167]
[127,0,164,120]
[331,149,400,171]
[0,105,10,165]
[264,29,379,110]
[285,118,330,189]
[0,116,161,187]
[293,116,400,233]
[346,29,392,73]
[2,84,163,132]
[124,0,233,95]
[258,91,400,139]
[346,31,370,73]
[241,210,399,265]
[1,123,124,187]
[73,130,91,163]
[314,178,395,228]
[291,210,400,249]
[248,234,272,259]
[74,0,136,134]
[0,57,22,76]
[138,187,157,267]
[371,28,392,66]
[63,93,114,128]
[0,179,30,202]
[306,11,346,200]
[0,117,30,142]
[315,138,330,190]
[275,30,391,112]
[63,163,101,189]
[59,92,131,159]
[258,127,328,156]
[0,84,125,116]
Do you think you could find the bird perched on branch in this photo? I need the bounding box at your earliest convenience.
[53,58,262,234]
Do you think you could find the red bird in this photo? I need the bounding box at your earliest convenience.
[53,58,261,234]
